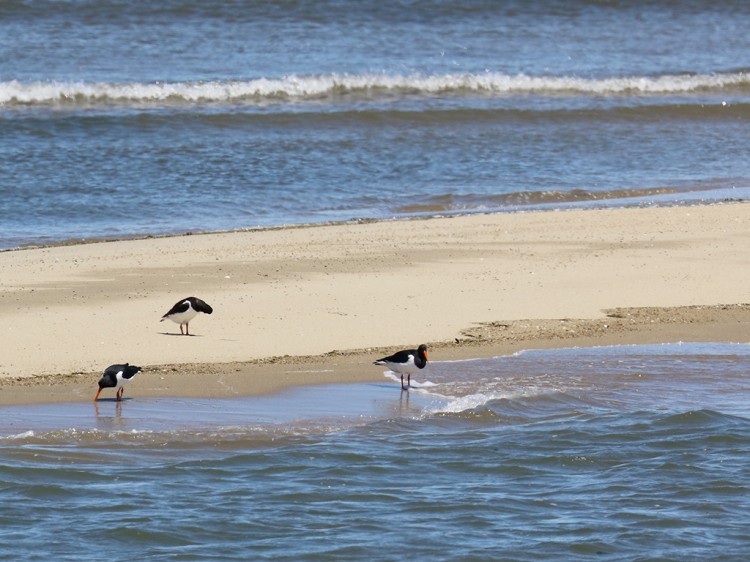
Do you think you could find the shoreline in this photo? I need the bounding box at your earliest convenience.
[2,195,745,254]
[2,303,748,406]
[1,202,748,405]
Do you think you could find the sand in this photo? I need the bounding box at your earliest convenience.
[1,203,749,405]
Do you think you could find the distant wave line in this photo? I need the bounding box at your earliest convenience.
[392,184,750,214]
[1,71,749,107]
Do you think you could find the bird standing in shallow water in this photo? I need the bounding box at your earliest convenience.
[160,296,213,335]
[374,344,428,390]
[94,363,142,401]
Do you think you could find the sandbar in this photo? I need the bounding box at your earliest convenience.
[1,203,748,405]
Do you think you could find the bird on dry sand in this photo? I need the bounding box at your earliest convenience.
[94,363,142,401]
[160,296,213,335]
[374,344,429,391]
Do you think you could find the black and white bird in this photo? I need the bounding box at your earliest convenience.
[160,296,213,335]
[94,363,142,402]
[374,344,428,391]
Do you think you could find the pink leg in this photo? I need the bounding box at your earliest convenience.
[185,323,190,336]
[116,388,124,401]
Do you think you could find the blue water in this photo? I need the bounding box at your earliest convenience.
[1,0,750,248]
[3,2,750,558]
[2,343,750,560]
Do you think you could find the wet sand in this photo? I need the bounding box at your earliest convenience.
[1,203,748,406]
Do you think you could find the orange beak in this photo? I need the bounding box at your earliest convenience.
[94,387,103,401]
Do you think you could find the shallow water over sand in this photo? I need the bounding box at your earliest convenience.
[0,383,445,438]
[2,343,750,560]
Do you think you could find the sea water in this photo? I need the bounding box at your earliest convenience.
[2,343,750,560]
[2,2,750,559]
[1,0,750,248]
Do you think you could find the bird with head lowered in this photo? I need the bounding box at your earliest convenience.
[94,363,142,401]
[160,296,213,335]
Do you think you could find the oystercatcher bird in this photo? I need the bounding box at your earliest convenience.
[374,344,428,390]
[160,296,213,335]
[94,363,142,401]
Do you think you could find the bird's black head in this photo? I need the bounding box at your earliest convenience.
[190,297,213,315]
[97,374,114,389]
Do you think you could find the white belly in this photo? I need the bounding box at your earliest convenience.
[114,371,132,389]
[381,356,417,375]
[167,308,198,325]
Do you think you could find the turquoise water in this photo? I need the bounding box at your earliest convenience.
[2,343,750,560]
[2,0,750,248]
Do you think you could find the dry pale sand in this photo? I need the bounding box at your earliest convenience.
[1,203,749,405]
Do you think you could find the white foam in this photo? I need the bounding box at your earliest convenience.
[437,393,497,414]
[5,430,35,440]
[382,371,437,388]
[1,71,747,107]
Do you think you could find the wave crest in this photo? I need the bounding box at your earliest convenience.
[2,71,748,108]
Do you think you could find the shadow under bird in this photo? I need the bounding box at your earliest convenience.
[160,296,213,335]
[374,344,428,391]
[94,363,142,401]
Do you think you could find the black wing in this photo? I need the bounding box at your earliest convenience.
[375,349,415,365]
[102,363,142,378]
[163,299,191,317]
[123,364,142,379]
[104,363,129,377]
[103,363,141,380]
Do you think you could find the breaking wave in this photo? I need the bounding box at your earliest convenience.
[2,71,749,108]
